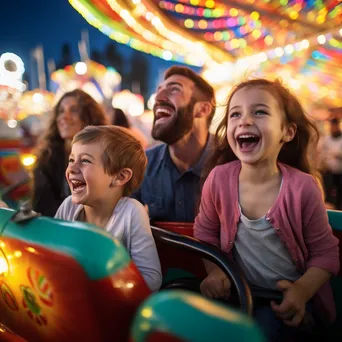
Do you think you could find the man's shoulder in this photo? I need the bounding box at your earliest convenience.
[146,143,167,159]
[145,144,168,172]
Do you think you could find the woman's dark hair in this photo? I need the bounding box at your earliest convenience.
[203,78,320,182]
[112,108,130,128]
[35,89,108,165]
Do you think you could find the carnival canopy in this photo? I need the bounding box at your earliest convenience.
[70,0,341,107]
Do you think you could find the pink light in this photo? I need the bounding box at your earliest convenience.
[227,18,236,27]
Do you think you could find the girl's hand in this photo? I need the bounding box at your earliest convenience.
[200,267,231,299]
[271,280,308,327]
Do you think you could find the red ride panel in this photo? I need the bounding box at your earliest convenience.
[0,237,150,342]
[153,222,207,280]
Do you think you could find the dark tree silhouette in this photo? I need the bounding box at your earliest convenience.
[105,43,123,74]
[90,49,103,64]
[56,43,73,70]
[130,50,149,104]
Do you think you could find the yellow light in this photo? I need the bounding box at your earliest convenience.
[214,32,223,41]
[21,154,37,167]
[231,39,240,49]
[329,39,339,48]
[245,46,253,54]
[229,8,239,17]
[316,15,325,24]
[26,247,36,254]
[250,11,260,20]
[0,242,5,248]
[126,282,134,289]
[205,0,215,8]
[184,19,194,28]
[198,20,208,29]
[175,4,184,13]
[0,248,8,275]
[14,251,22,258]
[252,29,261,39]
[0,257,8,275]
[239,39,247,48]
[141,308,153,318]
[264,35,274,46]
[289,11,299,20]
[319,8,328,16]
[190,0,199,5]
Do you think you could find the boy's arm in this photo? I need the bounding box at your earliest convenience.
[129,201,162,292]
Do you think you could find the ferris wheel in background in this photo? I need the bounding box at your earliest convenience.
[0,52,27,127]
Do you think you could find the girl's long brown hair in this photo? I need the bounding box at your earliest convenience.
[203,79,320,182]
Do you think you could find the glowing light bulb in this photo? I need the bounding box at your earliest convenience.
[284,44,294,54]
[317,35,326,44]
[7,120,17,128]
[275,47,284,57]
[75,62,87,75]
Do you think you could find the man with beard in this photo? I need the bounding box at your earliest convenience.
[132,66,215,222]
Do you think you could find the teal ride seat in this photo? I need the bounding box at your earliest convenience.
[0,207,150,342]
[327,210,342,341]
[130,290,265,342]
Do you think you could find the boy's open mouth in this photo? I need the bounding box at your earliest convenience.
[236,134,260,151]
[70,180,86,193]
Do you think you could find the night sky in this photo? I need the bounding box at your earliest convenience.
[1,0,199,97]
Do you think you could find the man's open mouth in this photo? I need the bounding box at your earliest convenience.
[154,101,175,121]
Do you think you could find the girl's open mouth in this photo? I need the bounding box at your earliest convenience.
[236,134,260,152]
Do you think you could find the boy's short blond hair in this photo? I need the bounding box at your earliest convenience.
[72,125,147,196]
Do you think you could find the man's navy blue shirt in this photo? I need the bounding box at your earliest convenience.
[133,137,213,222]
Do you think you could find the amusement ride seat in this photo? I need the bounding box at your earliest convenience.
[0,203,150,342]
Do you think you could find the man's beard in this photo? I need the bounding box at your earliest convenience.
[152,97,196,144]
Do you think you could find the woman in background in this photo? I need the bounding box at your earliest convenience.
[33,89,108,216]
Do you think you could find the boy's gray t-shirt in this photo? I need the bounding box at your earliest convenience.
[55,196,162,292]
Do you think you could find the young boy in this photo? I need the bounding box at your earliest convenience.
[55,125,162,291]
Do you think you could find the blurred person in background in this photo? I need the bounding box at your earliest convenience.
[318,116,342,209]
[110,107,148,149]
[32,89,108,216]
